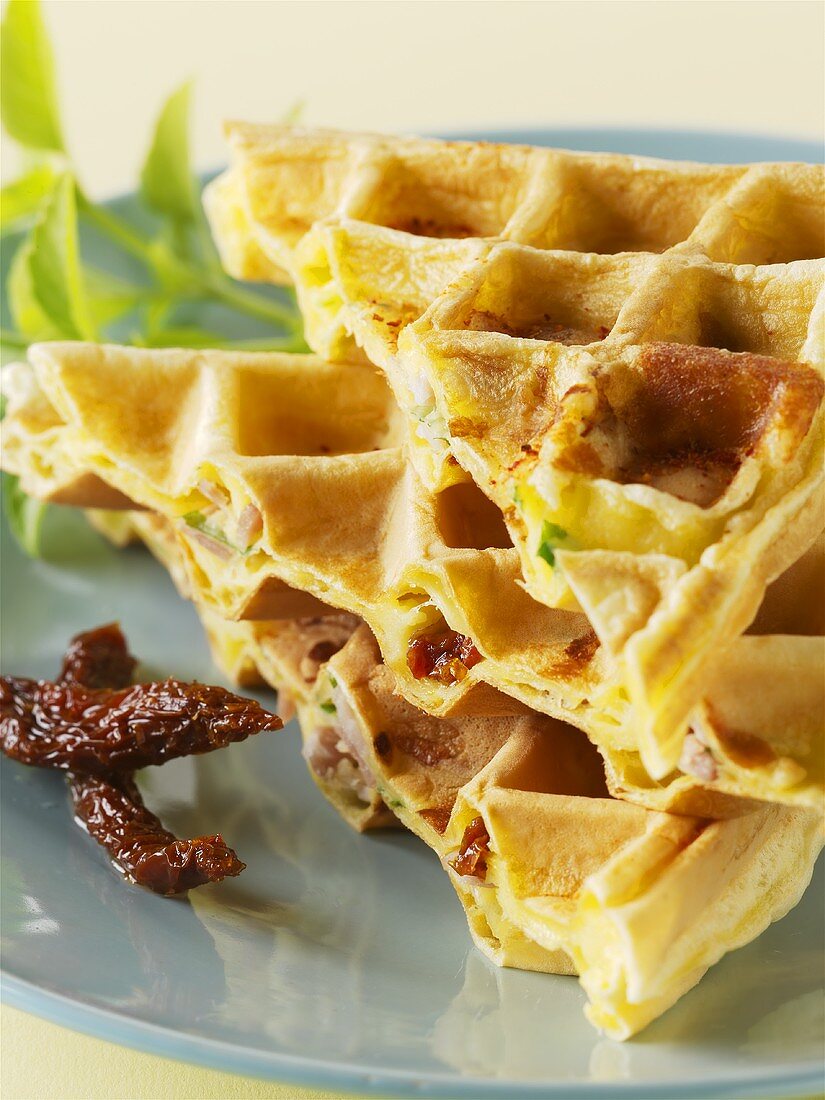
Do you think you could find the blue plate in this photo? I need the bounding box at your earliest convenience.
[2,129,823,1100]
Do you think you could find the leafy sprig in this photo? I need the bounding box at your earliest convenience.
[0,0,306,555]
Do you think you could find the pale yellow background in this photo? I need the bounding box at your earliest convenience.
[2,0,824,195]
[2,1,823,1098]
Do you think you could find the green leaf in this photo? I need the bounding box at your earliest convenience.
[0,0,65,152]
[28,175,95,339]
[536,521,574,568]
[319,700,337,714]
[0,164,57,232]
[2,474,47,557]
[140,81,197,225]
[7,233,62,340]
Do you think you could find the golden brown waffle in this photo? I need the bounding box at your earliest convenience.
[206,127,825,492]
[293,240,824,779]
[401,242,823,776]
[302,625,822,1040]
[294,223,824,779]
[3,343,822,812]
[83,511,824,1039]
[206,125,825,289]
[88,508,390,831]
[205,128,824,779]
[208,128,823,492]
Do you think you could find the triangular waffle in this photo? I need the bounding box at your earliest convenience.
[4,343,822,812]
[300,625,822,1040]
[204,128,824,779]
[88,508,389,831]
[206,126,823,494]
[65,522,823,1040]
[290,220,824,777]
[205,124,825,291]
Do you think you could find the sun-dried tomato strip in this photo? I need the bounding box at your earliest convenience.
[407,629,483,685]
[69,771,245,895]
[2,624,283,896]
[449,816,490,881]
[59,623,137,690]
[0,677,282,773]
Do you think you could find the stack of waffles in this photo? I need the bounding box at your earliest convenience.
[3,127,824,1040]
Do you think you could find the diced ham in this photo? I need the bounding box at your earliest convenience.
[302,723,375,805]
[197,479,230,509]
[236,504,263,550]
[187,528,235,561]
[679,732,718,782]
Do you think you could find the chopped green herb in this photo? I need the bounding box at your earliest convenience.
[181,510,244,554]
[328,672,338,689]
[536,521,573,568]
[319,701,337,715]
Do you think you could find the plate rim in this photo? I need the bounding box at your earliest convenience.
[436,124,823,161]
[5,971,824,1100]
[2,125,823,1100]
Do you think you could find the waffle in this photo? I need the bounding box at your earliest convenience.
[302,625,822,1040]
[292,223,825,780]
[207,126,823,493]
[3,343,823,812]
[88,508,389,831]
[206,127,824,493]
[206,125,825,289]
[401,241,824,777]
[205,128,825,779]
[68,517,825,1040]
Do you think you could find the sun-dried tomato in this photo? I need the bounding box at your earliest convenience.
[69,771,244,895]
[59,623,137,690]
[407,629,483,685]
[1,624,283,896]
[0,677,282,773]
[449,816,490,881]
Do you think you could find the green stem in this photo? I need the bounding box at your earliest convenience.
[199,271,303,331]
[151,332,309,353]
[213,333,308,352]
[78,195,157,268]
[79,193,302,334]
